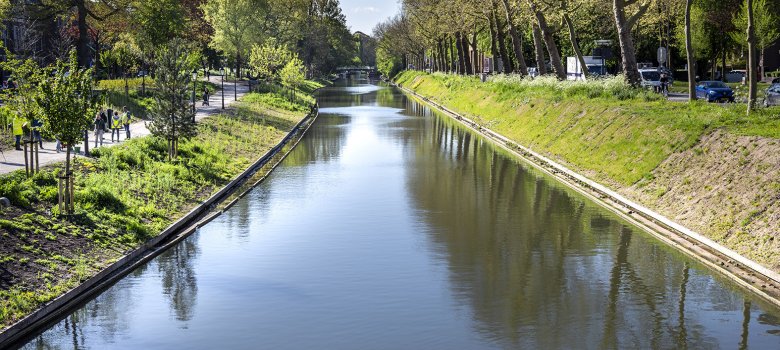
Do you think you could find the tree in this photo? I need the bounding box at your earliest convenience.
[249,40,293,82]
[685,0,697,100]
[1,54,44,176]
[147,39,197,161]
[202,0,267,78]
[499,0,528,75]
[612,0,652,85]
[35,51,96,215]
[38,0,133,67]
[731,0,779,80]
[280,56,306,100]
[528,0,566,79]
[746,0,757,112]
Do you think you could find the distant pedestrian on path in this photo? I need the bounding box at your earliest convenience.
[111,111,122,142]
[203,88,210,106]
[94,111,106,148]
[122,106,132,140]
[31,118,43,149]
[11,115,24,150]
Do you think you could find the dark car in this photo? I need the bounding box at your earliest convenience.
[764,83,780,107]
[695,81,735,102]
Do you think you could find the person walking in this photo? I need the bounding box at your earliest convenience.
[111,110,122,142]
[122,106,132,140]
[203,88,210,106]
[11,114,24,150]
[31,118,43,149]
[94,111,106,148]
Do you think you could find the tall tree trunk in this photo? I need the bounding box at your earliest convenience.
[613,0,650,86]
[456,32,467,74]
[495,13,514,73]
[470,31,478,74]
[449,36,456,72]
[721,39,726,80]
[747,0,757,113]
[684,0,697,100]
[76,1,90,68]
[529,0,565,80]
[563,12,588,79]
[531,23,547,75]
[500,0,528,75]
[489,13,500,72]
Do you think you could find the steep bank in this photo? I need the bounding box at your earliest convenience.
[0,88,318,328]
[395,71,780,273]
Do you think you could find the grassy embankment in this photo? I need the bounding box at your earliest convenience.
[0,82,320,328]
[395,70,780,271]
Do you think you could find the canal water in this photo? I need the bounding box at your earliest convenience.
[21,79,780,349]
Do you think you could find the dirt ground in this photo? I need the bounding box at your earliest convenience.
[623,129,780,272]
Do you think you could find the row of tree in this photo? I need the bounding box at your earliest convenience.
[1,0,358,82]
[374,0,778,108]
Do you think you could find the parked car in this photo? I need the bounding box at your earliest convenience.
[639,69,664,90]
[725,70,746,83]
[772,77,780,84]
[695,81,735,102]
[764,83,780,107]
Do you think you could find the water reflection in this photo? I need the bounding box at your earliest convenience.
[18,78,780,350]
[404,101,780,348]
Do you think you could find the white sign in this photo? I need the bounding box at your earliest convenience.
[657,47,668,64]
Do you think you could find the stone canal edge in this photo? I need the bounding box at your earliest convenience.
[0,106,321,348]
[391,80,780,309]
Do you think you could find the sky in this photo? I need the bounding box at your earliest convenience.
[339,0,400,35]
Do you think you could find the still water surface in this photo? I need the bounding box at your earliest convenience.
[22,79,780,349]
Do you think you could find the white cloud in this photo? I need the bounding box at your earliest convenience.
[352,6,379,13]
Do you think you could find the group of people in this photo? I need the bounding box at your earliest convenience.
[93,107,132,148]
[9,116,43,151]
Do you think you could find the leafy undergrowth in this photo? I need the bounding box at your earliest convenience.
[0,90,312,328]
[395,71,780,186]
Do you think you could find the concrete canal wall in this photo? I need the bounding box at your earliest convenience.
[391,72,780,308]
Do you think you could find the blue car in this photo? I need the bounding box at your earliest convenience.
[695,81,735,102]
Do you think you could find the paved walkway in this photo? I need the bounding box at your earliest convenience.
[0,76,249,174]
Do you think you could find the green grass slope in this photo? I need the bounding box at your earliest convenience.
[395,71,780,187]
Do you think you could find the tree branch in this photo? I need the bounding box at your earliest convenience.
[626,1,651,29]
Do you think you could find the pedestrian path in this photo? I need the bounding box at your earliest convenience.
[0,76,249,174]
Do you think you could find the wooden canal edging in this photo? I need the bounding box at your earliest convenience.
[391,80,780,309]
[0,105,321,349]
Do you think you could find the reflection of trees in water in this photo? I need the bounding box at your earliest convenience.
[284,115,350,167]
[23,265,150,349]
[158,237,200,324]
[404,110,757,348]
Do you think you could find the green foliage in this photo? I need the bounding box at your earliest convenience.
[148,39,198,157]
[134,0,186,47]
[202,0,267,62]
[730,0,780,49]
[249,40,293,81]
[280,57,306,91]
[36,51,96,147]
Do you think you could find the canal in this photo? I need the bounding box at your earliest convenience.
[20,79,780,349]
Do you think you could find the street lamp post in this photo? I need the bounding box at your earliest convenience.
[234,63,237,101]
[220,68,225,109]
